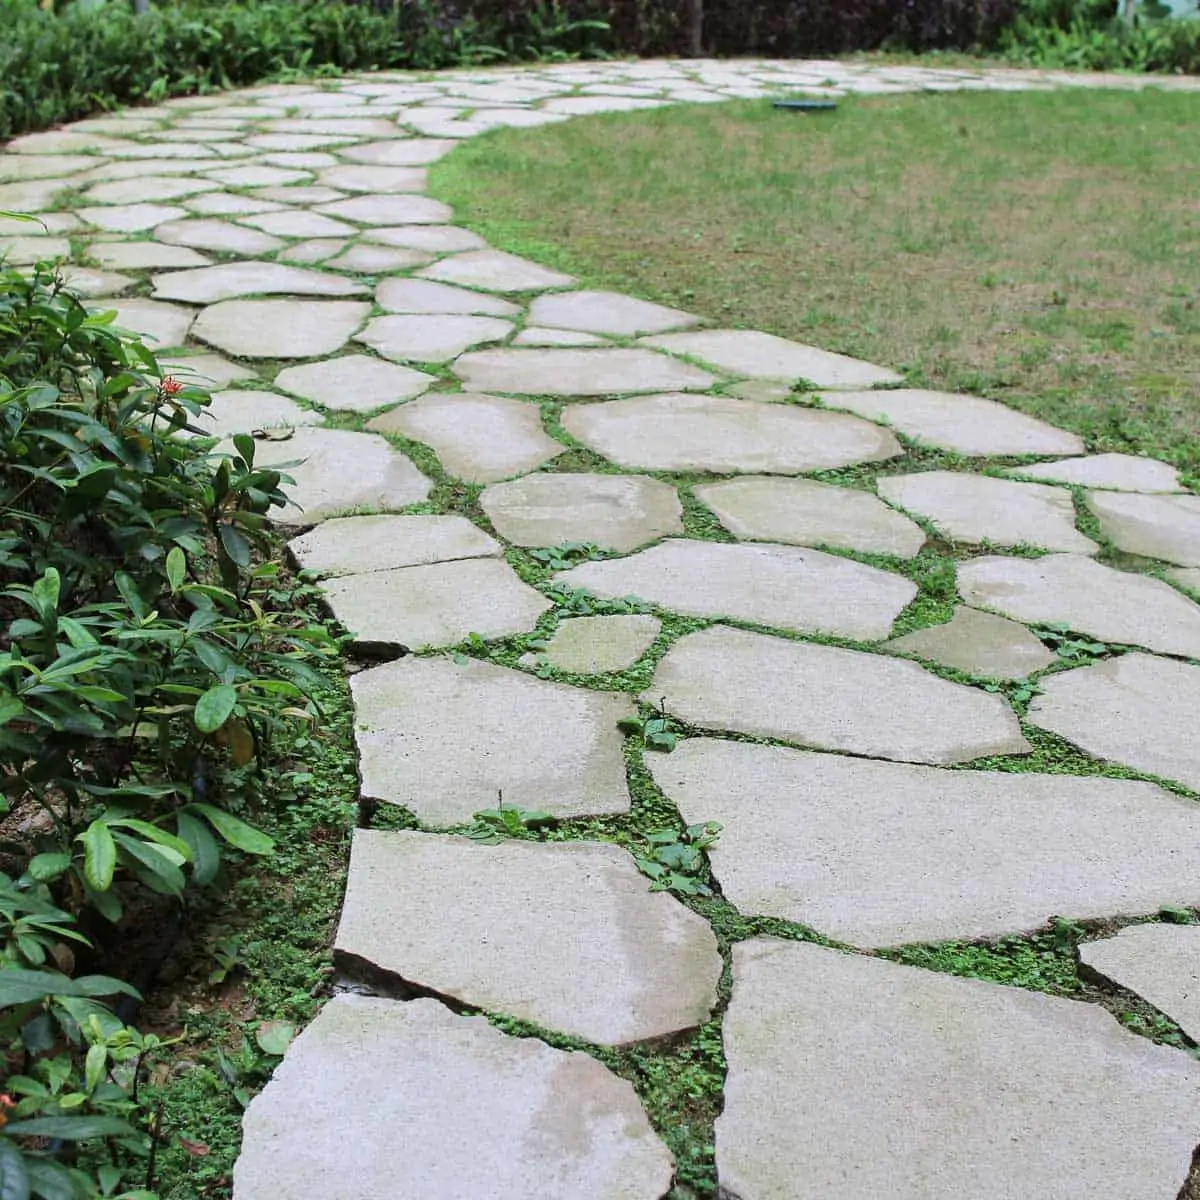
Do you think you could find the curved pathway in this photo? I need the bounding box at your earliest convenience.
[5,58,1200,1200]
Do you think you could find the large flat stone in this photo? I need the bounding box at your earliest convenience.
[646,626,1029,764]
[0,179,74,212]
[157,352,255,389]
[78,203,188,232]
[514,327,608,347]
[885,605,1056,679]
[1006,453,1185,493]
[274,355,433,413]
[337,138,459,165]
[324,244,433,273]
[652,740,1200,944]
[481,473,683,552]
[316,164,427,193]
[0,237,69,265]
[695,477,926,558]
[718,939,1200,1200]
[562,393,902,474]
[640,330,900,388]
[239,210,357,239]
[1086,491,1200,566]
[877,471,1097,553]
[375,277,519,316]
[454,349,717,395]
[52,268,131,298]
[1080,924,1200,1042]
[183,192,290,217]
[336,831,720,1044]
[154,218,285,256]
[81,175,219,204]
[527,290,700,337]
[362,224,487,253]
[192,389,323,438]
[234,995,673,1200]
[557,540,916,641]
[86,241,212,270]
[193,300,371,359]
[101,300,194,348]
[317,195,452,225]
[150,262,367,303]
[525,614,661,674]
[957,554,1200,659]
[354,314,512,362]
[818,388,1084,456]
[350,656,633,822]
[0,154,95,182]
[418,250,576,292]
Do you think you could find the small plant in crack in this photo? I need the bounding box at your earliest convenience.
[528,541,607,571]
[634,822,722,897]
[544,583,645,616]
[1034,623,1113,663]
[619,698,679,752]
[982,677,1042,712]
[463,792,556,843]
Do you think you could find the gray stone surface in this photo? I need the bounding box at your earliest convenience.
[324,244,433,273]
[276,239,347,265]
[53,267,134,298]
[0,237,69,265]
[79,203,188,232]
[1027,652,1200,791]
[419,249,576,292]
[336,830,720,1044]
[718,939,1200,1200]
[350,656,633,822]
[1006,453,1185,493]
[102,300,194,348]
[640,329,901,387]
[289,513,499,577]
[652,740,1200,944]
[0,179,75,212]
[562,393,902,474]
[481,473,683,552]
[886,606,1056,679]
[234,995,674,1200]
[274,355,433,413]
[0,154,95,182]
[525,615,661,674]
[1086,491,1200,566]
[362,224,488,253]
[354,314,513,362]
[454,349,717,395]
[1168,567,1200,593]
[82,175,218,204]
[239,210,356,238]
[316,164,427,192]
[527,290,700,337]
[192,389,323,438]
[696,476,926,557]
[727,379,795,403]
[338,138,459,165]
[150,262,367,303]
[513,327,608,347]
[375,277,520,316]
[646,626,1029,764]
[158,352,255,389]
[319,557,551,648]
[558,540,916,641]
[193,300,371,358]
[1080,924,1200,1042]
[86,241,212,270]
[154,218,285,256]
[317,195,454,226]
[183,192,290,217]
[957,554,1200,659]
[818,388,1085,456]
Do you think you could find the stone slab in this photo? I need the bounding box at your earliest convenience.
[250,185,346,205]
[350,656,633,822]
[316,164,427,192]
[55,264,144,296]
[362,224,488,253]
[325,244,433,273]
[337,138,459,165]
[183,192,290,217]
[1006,453,1185,493]
[454,349,717,395]
[718,939,1200,1200]
[276,239,347,265]
[102,300,194,348]
[525,615,661,674]
[375,277,519,316]
[192,389,323,439]
[0,237,70,265]
[274,355,433,413]
[0,179,74,212]
[193,300,371,359]
[317,195,454,226]
[886,605,1055,679]
[336,831,720,1044]
[1168,568,1200,593]
[86,241,212,270]
[151,262,367,303]
[419,249,576,292]
[78,203,188,233]
[157,353,256,389]
[234,995,674,1200]
[557,540,916,641]
[527,290,700,337]
[154,218,285,256]
[0,154,95,182]
[354,314,512,362]
[513,327,608,347]
[646,626,1029,764]
[239,210,357,239]
[1086,491,1200,566]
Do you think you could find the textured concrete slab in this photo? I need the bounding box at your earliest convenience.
[192,389,323,438]
[523,615,661,674]
[316,164,427,192]
[313,195,453,227]
[454,349,717,395]
[102,300,194,348]
[0,237,70,265]
[528,290,700,336]
[362,224,488,253]
[51,268,132,298]
[82,176,219,204]
[886,606,1056,679]
[183,192,290,217]
[1168,567,1200,593]
[151,262,367,303]
[375,276,519,316]
[276,239,347,264]
[86,241,212,270]
[78,203,188,232]
[337,138,459,165]
[419,249,576,291]
[239,210,357,238]
[0,154,95,182]
[324,244,433,272]
[354,314,513,362]
[274,355,433,413]
[1006,453,1185,492]
[154,218,285,256]
[193,300,371,359]
[1086,491,1200,566]
[513,327,608,347]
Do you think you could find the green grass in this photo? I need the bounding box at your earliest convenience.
[432,89,1200,468]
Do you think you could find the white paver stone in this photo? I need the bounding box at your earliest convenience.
[525,615,662,674]
[101,300,194,348]
[158,353,256,389]
[419,249,576,292]
[78,203,188,233]
[191,389,323,439]
[1086,491,1200,566]
[886,606,1055,679]
[150,262,367,303]
[354,313,512,362]
[528,290,700,336]
[87,242,211,270]
[193,300,370,358]
[154,218,285,256]
[375,277,519,315]
[316,195,453,225]
[454,349,717,395]
[1006,453,1185,492]
[362,224,487,253]
[274,355,433,413]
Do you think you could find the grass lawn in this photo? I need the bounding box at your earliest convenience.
[432,89,1200,469]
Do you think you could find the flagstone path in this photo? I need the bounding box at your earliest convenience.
[6,56,1200,1200]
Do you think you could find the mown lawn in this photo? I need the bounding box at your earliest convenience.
[432,88,1200,467]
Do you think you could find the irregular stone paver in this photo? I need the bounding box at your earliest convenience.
[319,557,551,649]
[1168,567,1200,593]
[653,740,1200,944]
[419,249,576,292]
[289,514,499,577]
[1086,490,1200,566]
[338,138,458,165]
[276,239,347,264]
[192,389,323,438]
[317,165,427,192]
[318,195,453,225]
[362,224,487,252]
[513,327,608,347]
[235,995,674,1200]
[86,241,211,270]
[251,185,345,205]
[727,379,795,402]
[481,473,683,552]
[367,392,563,482]
[239,210,357,238]
[274,356,433,413]
[193,300,371,358]
[522,614,661,674]
[154,218,285,256]
[818,387,1085,456]
[150,262,367,303]
[886,605,1056,679]
[354,313,512,362]
[102,300,194,348]
[696,476,926,558]
[336,830,720,1044]
[375,276,519,316]
[0,153,95,181]
[183,192,289,217]
[641,329,901,387]
[350,656,632,822]
[81,175,218,204]
[1027,652,1200,790]
[325,244,433,272]
[454,349,717,395]
[1081,924,1200,1042]
[78,203,188,232]
[527,290,700,336]
[0,236,70,265]
[558,540,916,640]
[719,939,1200,1200]
[877,471,1097,553]
[157,352,255,388]
[562,393,902,474]
[1006,453,1185,492]
[646,626,1029,764]
[957,554,1200,659]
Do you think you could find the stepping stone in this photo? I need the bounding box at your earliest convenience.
[78,203,188,233]
[1006,453,1185,493]
[957,554,1200,659]
[1027,652,1200,790]
[718,940,1200,1200]
[263,118,406,138]
[513,327,608,347]
[106,142,218,160]
[375,277,519,316]
[7,130,122,154]
[1086,491,1200,566]
[276,239,347,264]
[354,314,513,363]
[324,244,432,272]
[653,740,1200,943]
[157,352,255,389]
[419,250,576,292]
[274,356,433,413]
[367,392,563,482]
[646,626,1029,764]
[886,606,1055,679]
[81,176,219,204]
[316,195,453,225]
[337,138,458,165]
[558,540,916,641]
[1080,924,1200,1042]
[204,165,312,189]
[0,237,69,265]
[0,179,74,212]
[239,210,357,239]
[288,513,499,577]
[249,185,346,205]
[101,300,194,348]
[86,241,211,270]
[249,427,430,522]
[150,262,367,303]
[727,378,794,403]
[0,213,79,236]
[80,158,220,182]
[337,831,720,1044]
[235,996,673,1200]
[54,268,134,298]
[521,614,661,674]
[0,154,95,182]
[877,472,1097,554]
[544,95,667,115]
[193,300,371,359]
[154,219,285,256]
[482,473,683,552]
[183,192,289,217]
[363,224,487,253]
[350,656,632,822]
[316,164,427,192]
[454,349,716,395]
[319,558,550,649]
[527,290,700,337]
[1168,567,1200,593]
[189,389,322,439]
[818,388,1084,456]
[696,477,926,558]
[562,393,902,474]
[244,134,358,152]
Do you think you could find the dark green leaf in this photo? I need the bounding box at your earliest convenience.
[27,852,71,882]
[188,803,274,855]
[79,820,117,891]
[176,811,221,886]
[254,1020,295,1057]
[0,1142,30,1200]
[4,1116,135,1141]
[26,1158,78,1200]
[194,684,237,734]
[165,546,186,592]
